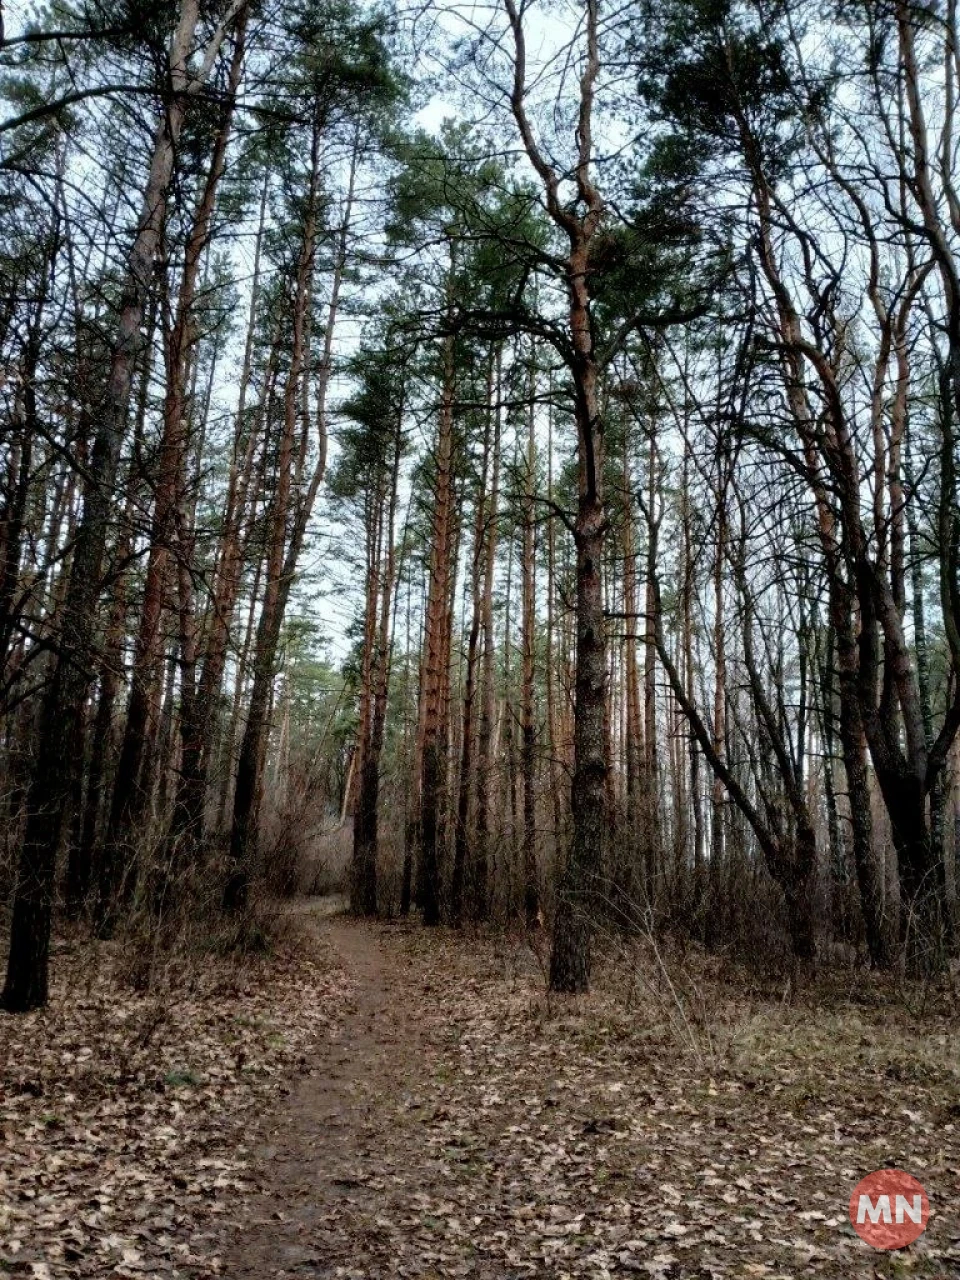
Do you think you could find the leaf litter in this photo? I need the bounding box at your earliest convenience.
[223,922,960,1280]
[5,916,960,1280]
[0,925,353,1278]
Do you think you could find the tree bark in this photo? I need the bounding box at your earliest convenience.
[2,0,239,1009]
[451,352,495,924]
[503,0,607,990]
[475,347,502,921]
[351,385,404,916]
[224,128,353,911]
[418,256,458,927]
[99,15,246,926]
[521,352,539,926]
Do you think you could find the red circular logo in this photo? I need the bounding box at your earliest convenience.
[849,1169,929,1249]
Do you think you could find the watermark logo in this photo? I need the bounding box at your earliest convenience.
[849,1169,929,1250]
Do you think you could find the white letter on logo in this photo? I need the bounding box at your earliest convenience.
[858,1194,892,1224]
[895,1194,922,1224]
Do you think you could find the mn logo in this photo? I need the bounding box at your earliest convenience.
[849,1169,929,1250]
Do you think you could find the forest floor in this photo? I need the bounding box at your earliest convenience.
[3,905,960,1279]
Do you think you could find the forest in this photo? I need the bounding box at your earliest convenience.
[2,0,960,1275]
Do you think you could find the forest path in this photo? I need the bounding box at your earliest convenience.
[219,913,960,1280]
[220,915,482,1279]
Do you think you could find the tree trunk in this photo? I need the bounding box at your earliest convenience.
[521,354,539,926]
[550,236,606,993]
[681,450,704,926]
[706,479,726,950]
[620,425,643,914]
[350,491,383,910]
[1,0,228,1009]
[224,127,352,911]
[451,353,494,924]
[100,22,245,927]
[224,119,321,913]
[187,174,270,845]
[351,392,403,916]
[475,347,502,921]
[163,20,247,873]
[544,384,564,840]
[66,330,155,917]
[641,430,660,911]
[831,583,889,966]
[418,248,458,927]
[504,0,606,990]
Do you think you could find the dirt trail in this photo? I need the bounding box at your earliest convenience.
[220,916,960,1280]
[221,919,459,1279]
